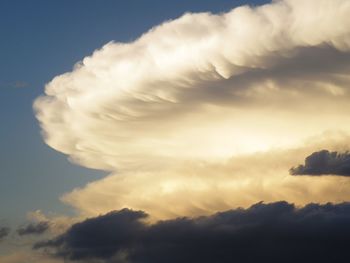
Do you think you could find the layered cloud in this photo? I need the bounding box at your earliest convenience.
[59,133,350,219]
[35,202,350,263]
[33,0,350,219]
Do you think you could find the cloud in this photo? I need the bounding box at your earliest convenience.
[0,252,62,263]
[34,0,350,171]
[33,0,350,218]
[17,221,49,236]
[35,201,350,263]
[59,132,350,219]
[0,227,10,240]
[290,150,350,176]
[34,209,148,261]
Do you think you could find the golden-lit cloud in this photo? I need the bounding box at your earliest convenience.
[60,132,350,219]
[34,0,350,219]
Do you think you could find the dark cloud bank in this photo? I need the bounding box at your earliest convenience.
[17,221,49,236]
[35,201,350,263]
[290,150,350,176]
[0,227,10,240]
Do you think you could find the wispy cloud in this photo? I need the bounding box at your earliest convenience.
[17,221,49,236]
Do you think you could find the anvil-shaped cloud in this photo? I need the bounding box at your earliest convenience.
[34,0,350,219]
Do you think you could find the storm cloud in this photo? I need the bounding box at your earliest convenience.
[32,0,350,219]
[290,150,350,176]
[35,201,350,263]
[34,0,350,172]
[17,221,49,236]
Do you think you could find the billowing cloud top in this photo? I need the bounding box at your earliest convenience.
[33,0,350,219]
[34,0,350,171]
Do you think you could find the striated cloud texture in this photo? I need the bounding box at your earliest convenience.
[34,0,350,218]
[26,1,350,262]
[34,0,350,170]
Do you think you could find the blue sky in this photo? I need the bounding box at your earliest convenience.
[0,0,268,224]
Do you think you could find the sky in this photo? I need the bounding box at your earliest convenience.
[1,0,350,262]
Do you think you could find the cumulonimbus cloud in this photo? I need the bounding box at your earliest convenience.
[34,201,350,263]
[34,0,350,218]
[34,0,350,171]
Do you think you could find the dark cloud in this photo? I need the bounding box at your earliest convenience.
[34,209,148,261]
[290,149,350,176]
[35,202,350,263]
[0,227,10,240]
[17,221,49,236]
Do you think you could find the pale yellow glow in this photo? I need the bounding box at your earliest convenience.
[60,133,350,220]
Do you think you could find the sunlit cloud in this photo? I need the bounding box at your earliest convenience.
[58,132,350,219]
[34,0,350,219]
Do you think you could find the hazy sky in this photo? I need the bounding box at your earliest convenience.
[2,0,350,262]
